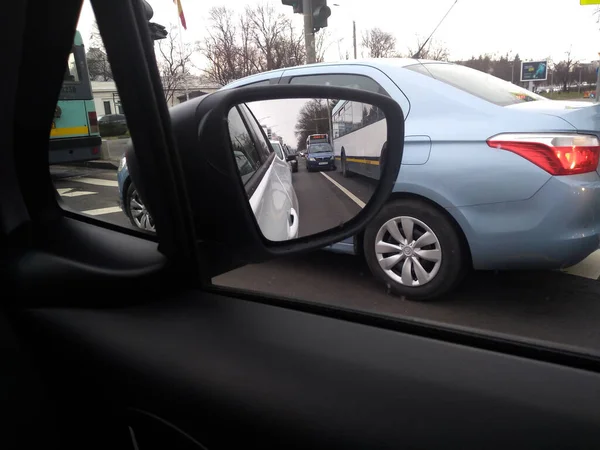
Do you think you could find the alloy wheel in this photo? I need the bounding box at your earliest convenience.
[129,188,155,231]
[374,216,442,286]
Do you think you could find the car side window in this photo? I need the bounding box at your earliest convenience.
[272,142,285,160]
[227,107,261,183]
[288,74,390,97]
[239,104,273,161]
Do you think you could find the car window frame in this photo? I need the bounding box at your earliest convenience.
[227,106,262,184]
[238,103,274,162]
[278,65,411,118]
[235,104,276,199]
[286,72,391,97]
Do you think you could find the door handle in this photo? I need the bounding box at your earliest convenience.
[288,207,299,239]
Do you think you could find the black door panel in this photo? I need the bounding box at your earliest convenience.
[23,291,600,449]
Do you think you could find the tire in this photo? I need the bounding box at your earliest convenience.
[363,198,468,301]
[341,152,352,178]
[124,181,155,232]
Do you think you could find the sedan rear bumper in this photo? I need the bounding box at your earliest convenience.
[451,172,600,270]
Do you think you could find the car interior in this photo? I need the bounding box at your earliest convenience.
[2,1,600,449]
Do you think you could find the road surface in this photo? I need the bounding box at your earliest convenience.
[51,161,600,355]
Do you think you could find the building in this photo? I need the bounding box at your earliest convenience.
[91,81,221,117]
[92,81,122,117]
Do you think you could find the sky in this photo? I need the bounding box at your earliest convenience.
[77,0,600,65]
[247,98,312,145]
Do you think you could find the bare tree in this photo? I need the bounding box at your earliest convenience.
[361,28,396,58]
[156,25,194,105]
[315,29,334,63]
[295,98,337,150]
[201,3,306,85]
[202,7,249,86]
[246,3,305,71]
[86,21,112,81]
[408,37,449,61]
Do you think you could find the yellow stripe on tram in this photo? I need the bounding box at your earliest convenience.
[50,126,89,137]
[335,156,380,166]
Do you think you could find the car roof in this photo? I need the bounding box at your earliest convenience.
[222,58,452,89]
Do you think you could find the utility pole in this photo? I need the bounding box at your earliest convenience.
[303,0,316,63]
[352,20,357,59]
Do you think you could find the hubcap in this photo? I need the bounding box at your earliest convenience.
[129,189,155,231]
[375,216,442,287]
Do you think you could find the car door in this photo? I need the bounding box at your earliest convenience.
[236,104,299,240]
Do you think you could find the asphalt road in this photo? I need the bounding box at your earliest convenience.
[293,161,373,237]
[51,161,600,356]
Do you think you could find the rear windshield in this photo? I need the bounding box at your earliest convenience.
[406,63,548,107]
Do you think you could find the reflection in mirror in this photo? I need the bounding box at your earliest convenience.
[227,97,387,242]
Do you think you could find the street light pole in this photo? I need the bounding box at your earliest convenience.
[352,20,357,59]
[333,4,356,59]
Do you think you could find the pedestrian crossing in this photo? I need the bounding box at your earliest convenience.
[56,177,121,217]
[562,250,600,280]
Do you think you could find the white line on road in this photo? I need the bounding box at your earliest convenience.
[562,249,600,280]
[73,177,119,188]
[81,206,122,216]
[58,188,98,198]
[320,172,366,209]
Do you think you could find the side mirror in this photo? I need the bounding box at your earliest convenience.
[137,85,404,276]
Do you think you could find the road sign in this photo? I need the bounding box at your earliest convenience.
[521,61,548,82]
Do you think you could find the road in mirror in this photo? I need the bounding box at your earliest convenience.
[228,97,387,242]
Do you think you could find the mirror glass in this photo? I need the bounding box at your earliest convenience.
[228,97,387,242]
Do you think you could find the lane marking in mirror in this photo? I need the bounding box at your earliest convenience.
[319,172,365,209]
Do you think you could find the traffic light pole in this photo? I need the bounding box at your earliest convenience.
[303,0,316,64]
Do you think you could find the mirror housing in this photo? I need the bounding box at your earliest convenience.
[128,85,404,276]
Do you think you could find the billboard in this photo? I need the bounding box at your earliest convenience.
[521,61,548,82]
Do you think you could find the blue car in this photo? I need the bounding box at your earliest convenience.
[306,142,336,172]
[117,156,155,231]
[223,58,600,300]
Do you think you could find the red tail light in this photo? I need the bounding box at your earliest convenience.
[487,133,600,176]
[88,111,99,134]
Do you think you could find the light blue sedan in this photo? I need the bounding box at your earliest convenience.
[225,59,600,300]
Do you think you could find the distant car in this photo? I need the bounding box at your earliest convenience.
[305,142,336,172]
[99,113,127,137]
[224,58,600,300]
[118,98,299,241]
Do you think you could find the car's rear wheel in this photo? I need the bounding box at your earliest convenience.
[125,182,155,232]
[363,198,468,301]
